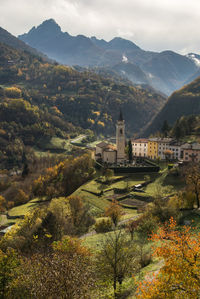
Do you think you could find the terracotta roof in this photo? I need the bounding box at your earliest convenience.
[104,144,117,151]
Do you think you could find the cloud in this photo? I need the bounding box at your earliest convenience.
[0,0,200,54]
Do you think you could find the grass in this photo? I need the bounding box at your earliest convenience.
[73,172,164,218]
[144,169,184,197]
[42,137,72,151]
[33,136,76,157]
[82,227,163,299]
[82,228,127,251]
[8,198,41,217]
[73,174,150,214]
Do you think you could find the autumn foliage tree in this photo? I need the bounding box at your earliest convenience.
[7,237,95,299]
[105,200,123,227]
[136,218,200,298]
[33,154,94,200]
[68,196,95,235]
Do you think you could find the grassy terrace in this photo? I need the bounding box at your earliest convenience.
[72,173,150,213]
[8,198,41,217]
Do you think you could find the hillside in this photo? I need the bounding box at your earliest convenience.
[143,76,200,136]
[0,26,50,61]
[0,42,166,139]
[18,19,200,95]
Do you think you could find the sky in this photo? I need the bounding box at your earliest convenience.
[0,0,200,54]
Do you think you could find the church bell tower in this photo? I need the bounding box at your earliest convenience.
[116,110,125,163]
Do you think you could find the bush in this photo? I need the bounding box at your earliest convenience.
[180,191,195,209]
[136,216,158,240]
[145,196,181,224]
[95,218,113,233]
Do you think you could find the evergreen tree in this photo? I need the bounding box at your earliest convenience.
[128,140,133,163]
[161,120,170,137]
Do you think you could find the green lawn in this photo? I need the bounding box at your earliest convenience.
[8,198,41,217]
[144,169,184,197]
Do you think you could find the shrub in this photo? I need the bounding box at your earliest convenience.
[136,216,157,241]
[95,218,113,233]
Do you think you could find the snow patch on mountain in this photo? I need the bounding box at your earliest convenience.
[122,55,128,63]
[186,53,200,67]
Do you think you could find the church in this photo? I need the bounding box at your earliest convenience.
[95,111,126,164]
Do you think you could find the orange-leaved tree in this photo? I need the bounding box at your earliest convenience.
[136,217,200,298]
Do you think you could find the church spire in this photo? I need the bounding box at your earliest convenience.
[118,109,123,121]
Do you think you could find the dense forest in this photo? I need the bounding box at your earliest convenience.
[0,42,165,137]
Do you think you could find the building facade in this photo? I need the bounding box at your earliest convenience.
[95,142,117,163]
[147,138,158,159]
[181,143,200,162]
[131,139,148,157]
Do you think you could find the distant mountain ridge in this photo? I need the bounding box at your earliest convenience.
[18,19,200,95]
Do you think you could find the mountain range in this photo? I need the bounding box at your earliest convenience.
[1,20,200,141]
[18,19,200,95]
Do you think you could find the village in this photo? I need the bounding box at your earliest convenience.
[95,111,200,165]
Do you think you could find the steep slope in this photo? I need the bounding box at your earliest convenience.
[142,51,198,95]
[143,76,200,136]
[112,61,149,85]
[0,26,49,60]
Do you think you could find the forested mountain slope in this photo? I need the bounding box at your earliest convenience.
[0,42,166,139]
[143,76,200,136]
[0,26,50,61]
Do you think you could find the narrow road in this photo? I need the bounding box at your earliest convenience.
[70,135,86,143]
